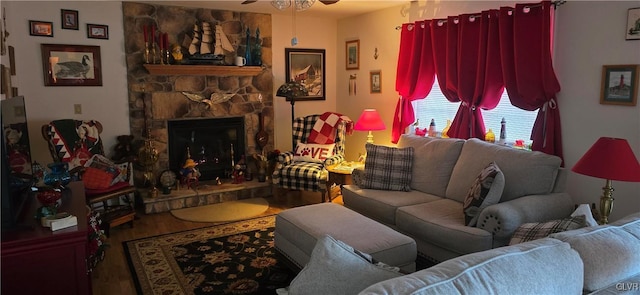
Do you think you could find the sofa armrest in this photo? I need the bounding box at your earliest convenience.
[476,192,574,242]
[277,151,295,166]
[324,154,345,166]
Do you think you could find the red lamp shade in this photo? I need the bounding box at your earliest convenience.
[354,109,386,131]
[572,137,640,182]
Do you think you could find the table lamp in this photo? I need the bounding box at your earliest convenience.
[276,81,308,148]
[354,109,386,144]
[571,137,640,224]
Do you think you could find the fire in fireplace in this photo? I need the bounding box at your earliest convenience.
[168,117,245,181]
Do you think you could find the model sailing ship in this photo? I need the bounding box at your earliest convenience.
[188,22,234,65]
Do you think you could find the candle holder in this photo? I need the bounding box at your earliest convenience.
[164,49,171,65]
[159,48,165,65]
[151,42,158,64]
[144,42,150,64]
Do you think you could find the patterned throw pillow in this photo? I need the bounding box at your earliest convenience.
[508,215,587,245]
[361,144,413,191]
[293,142,336,163]
[463,162,505,226]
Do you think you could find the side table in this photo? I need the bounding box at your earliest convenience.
[327,162,364,201]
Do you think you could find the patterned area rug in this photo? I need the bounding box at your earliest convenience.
[123,215,294,294]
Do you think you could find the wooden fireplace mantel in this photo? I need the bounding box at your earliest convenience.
[143,64,263,76]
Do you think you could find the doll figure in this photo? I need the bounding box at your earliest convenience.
[180,158,201,189]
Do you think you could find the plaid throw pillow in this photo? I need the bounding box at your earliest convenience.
[509,215,587,245]
[361,144,413,191]
[463,162,505,226]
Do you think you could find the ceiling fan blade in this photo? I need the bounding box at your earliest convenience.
[319,0,340,5]
[241,0,258,4]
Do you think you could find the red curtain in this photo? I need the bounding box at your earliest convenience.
[498,1,562,159]
[391,21,436,143]
[392,1,563,160]
[433,10,505,139]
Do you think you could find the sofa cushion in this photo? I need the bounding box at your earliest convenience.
[509,215,586,245]
[550,213,640,293]
[446,138,562,203]
[285,235,401,295]
[361,143,413,191]
[397,135,465,196]
[359,238,584,295]
[396,199,493,256]
[342,184,442,226]
[463,161,505,226]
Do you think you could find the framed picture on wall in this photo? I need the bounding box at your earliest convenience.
[370,70,381,93]
[626,7,640,40]
[346,40,359,70]
[29,20,53,37]
[41,44,103,86]
[284,48,326,101]
[87,24,109,40]
[600,64,639,106]
[61,9,79,30]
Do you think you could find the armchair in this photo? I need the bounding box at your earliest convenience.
[272,114,349,202]
[42,119,136,236]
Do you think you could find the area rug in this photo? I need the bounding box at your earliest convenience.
[170,198,270,223]
[123,215,295,295]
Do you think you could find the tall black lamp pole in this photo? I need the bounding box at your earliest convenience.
[276,81,308,149]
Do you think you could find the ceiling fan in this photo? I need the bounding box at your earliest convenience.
[242,0,340,11]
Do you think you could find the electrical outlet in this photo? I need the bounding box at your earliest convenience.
[74,104,82,114]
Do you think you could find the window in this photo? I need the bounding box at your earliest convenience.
[412,80,538,146]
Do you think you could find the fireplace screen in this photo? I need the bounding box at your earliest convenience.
[168,117,245,181]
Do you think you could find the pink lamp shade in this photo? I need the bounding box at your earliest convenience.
[354,109,386,131]
[572,137,640,182]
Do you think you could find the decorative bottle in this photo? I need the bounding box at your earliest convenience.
[252,28,262,66]
[428,119,437,137]
[498,117,506,145]
[245,28,252,66]
[442,119,451,138]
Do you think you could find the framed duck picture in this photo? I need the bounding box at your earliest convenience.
[40,44,102,86]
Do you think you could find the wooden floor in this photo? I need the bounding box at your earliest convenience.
[90,188,343,295]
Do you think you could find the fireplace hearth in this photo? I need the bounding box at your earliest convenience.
[168,117,245,181]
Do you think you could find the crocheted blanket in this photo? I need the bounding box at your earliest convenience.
[307,112,352,144]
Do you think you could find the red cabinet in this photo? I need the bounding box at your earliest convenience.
[1,182,91,295]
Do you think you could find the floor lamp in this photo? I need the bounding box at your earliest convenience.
[276,81,308,149]
[572,137,640,224]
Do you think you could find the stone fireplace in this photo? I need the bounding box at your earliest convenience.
[122,2,274,187]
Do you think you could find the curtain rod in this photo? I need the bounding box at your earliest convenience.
[394,0,566,30]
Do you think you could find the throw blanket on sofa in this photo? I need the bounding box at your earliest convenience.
[307,112,353,144]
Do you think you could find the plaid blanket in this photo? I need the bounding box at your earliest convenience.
[307,112,353,144]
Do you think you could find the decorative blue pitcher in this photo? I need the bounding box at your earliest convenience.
[44,162,71,188]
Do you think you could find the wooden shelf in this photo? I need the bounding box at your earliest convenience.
[143,64,263,76]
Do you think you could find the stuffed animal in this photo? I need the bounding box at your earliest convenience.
[112,135,136,161]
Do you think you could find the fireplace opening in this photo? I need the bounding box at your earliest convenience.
[168,117,245,181]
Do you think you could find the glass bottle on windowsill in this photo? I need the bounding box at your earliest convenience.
[498,117,506,145]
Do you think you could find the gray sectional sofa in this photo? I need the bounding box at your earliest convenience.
[342,134,575,262]
[359,212,640,294]
[279,212,640,295]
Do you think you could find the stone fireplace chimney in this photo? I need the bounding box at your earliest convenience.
[122,2,274,186]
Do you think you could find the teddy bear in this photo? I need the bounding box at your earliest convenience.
[112,135,136,162]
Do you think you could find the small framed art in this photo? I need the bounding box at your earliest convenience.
[29,20,53,37]
[61,9,79,30]
[600,64,639,106]
[370,70,381,93]
[346,39,359,70]
[87,24,109,40]
[626,7,640,40]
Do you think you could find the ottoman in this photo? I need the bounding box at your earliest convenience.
[275,203,417,273]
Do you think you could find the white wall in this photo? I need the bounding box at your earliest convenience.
[556,1,640,221]
[3,1,129,165]
[272,13,338,151]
